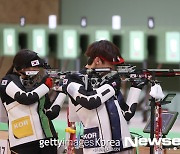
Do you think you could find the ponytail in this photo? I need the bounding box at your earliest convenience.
[6,64,14,75]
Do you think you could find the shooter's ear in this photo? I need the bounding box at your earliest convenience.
[94,57,102,65]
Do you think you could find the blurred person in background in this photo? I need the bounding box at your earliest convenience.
[0,49,66,154]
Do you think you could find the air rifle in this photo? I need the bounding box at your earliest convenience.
[84,64,180,85]
[46,64,180,87]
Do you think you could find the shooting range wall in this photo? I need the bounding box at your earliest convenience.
[0,25,179,85]
[61,0,180,27]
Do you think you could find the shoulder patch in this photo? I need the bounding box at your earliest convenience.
[1,80,8,85]
[63,79,68,85]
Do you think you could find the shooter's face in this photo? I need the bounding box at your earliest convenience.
[99,60,115,69]
[19,67,46,89]
[23,67,40,71]
[18,67,42,79]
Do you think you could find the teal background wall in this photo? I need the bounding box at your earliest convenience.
[61,0,180,27]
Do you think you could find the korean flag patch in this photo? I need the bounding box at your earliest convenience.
[31,60,40,67]
[63,79,68,85]
[1,80,8,85]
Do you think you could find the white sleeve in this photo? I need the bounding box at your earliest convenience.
[126,87,141,106]
[67,82,115,110]
[5,81,49,105]
[50,92,66,109]
[120,87,141,121]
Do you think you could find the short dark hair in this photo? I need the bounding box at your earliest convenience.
[85,40,124,65]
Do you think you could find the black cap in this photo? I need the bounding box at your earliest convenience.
[13,49,48,71]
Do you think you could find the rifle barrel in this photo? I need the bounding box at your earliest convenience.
[145,69,180,77]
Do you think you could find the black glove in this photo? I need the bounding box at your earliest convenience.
[62,73,85,94]
[130,77,148,89]
[46,105,60,120]
[106,74,121,95]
